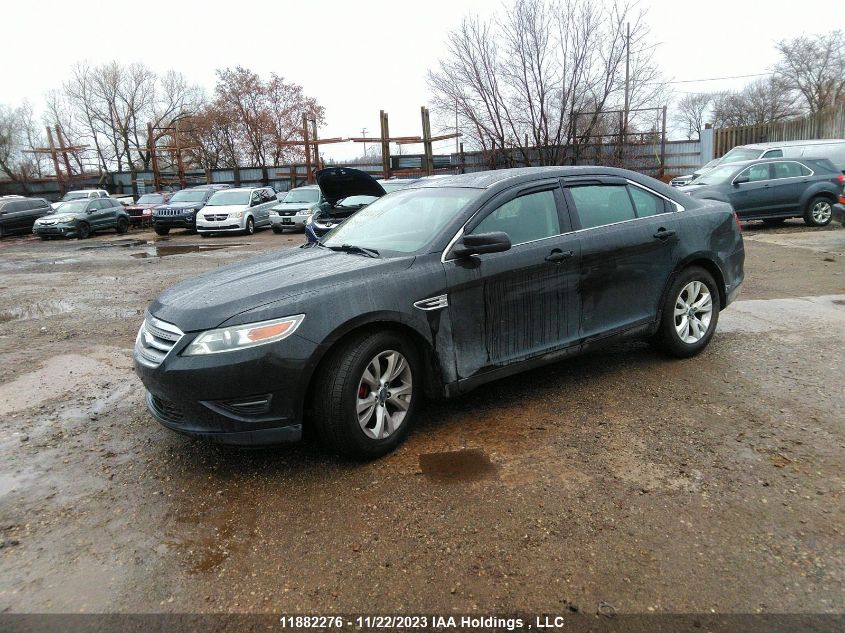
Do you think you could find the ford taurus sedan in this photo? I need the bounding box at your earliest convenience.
[134,167,744,459]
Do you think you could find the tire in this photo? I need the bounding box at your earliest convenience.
[762,218,786,226]
[272,226,284,234]
[115,216,129,234]
[245,216,255,235]
[652,266,720,358]
[312,331,420,459]
[76,222,91,240]
[154,226,171,236]
[803,195,833,227]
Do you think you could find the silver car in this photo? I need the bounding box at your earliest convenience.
[269,185,323,233]
[196,187,277,236]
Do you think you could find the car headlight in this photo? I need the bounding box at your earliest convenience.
[182,314,305,356]
[229,210,244,219]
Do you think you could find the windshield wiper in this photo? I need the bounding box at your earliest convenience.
[327,244,380,258]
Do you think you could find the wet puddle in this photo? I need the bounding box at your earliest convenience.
[78,239,146,250]
[131,243,249,258]
[419,448,498,483]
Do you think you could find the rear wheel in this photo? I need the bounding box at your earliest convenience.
[312,331,420,459]
[652,266,720,358]
[803,196,833,227]
[154,226,171,236]
[115,216,129,234]
[76,222,91,240]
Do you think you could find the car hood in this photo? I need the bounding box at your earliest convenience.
[157,202,203,211]
[316,167,386,206]
[201,204,247,214]
[149,246,414,331]
[126,203,159,210]
[272,202,315,211]
[35,211,85,222]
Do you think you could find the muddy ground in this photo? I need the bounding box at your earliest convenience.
[0,219,843,616]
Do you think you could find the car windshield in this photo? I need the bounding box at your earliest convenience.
[690,165,738,186]
[207,191,250,206]
[284,189,319,203]
[52,200,88,214]
[379,181,410,193]
[720,147,762,163]
[337,195,378,208]
[137,194,164,204]
[62,192,89,201]
[320,188,476,255]
[169,190,209,203]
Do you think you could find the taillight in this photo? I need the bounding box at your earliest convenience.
[734,212,742,233]
[837,174,845,185]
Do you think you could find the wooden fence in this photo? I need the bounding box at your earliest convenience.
[714,104,845,157]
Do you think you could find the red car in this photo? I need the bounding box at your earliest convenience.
[125,192,173,228]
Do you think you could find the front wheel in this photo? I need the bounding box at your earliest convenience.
[652,266,720,358]
[272,226,284,234]
[154,225,170,236]
[76,222,91,240]
[115,216,129,234]
[803,196,833,227]
[245,216,255,235]
[312,331,420,459]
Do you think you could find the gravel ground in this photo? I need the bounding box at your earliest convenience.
[0,220,843,616]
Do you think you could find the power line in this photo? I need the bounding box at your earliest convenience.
[666,72,771,84]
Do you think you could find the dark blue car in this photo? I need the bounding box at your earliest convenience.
[680,158,843,226]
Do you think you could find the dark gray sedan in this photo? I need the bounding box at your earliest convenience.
[134,166,744,459]
[680,158,843,226]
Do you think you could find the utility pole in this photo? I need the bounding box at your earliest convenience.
[455,98,459,154]
[379,110,390,179]
[421,106,434,176]
[311,119,320,170]
[54,126,73,181]
[302,113,313,184]
[623,21,631,159]
[360,127,368,158]
[147,122,160,191]
[45,127,64,194]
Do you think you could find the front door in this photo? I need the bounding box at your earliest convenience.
[445,184,581,380]
[729,163,773,218]
[561,178,679,339]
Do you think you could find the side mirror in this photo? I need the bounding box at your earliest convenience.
[451,231,512,258]
[733,176,749,186]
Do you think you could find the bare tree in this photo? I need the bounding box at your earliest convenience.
[673,93,711,139]
[775,32,845,113]
[710,77,799,127]
[428,0,666,166]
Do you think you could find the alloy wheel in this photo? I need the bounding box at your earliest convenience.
[674,280,713,344]
[811,200,832,224]
[356,350,413,440]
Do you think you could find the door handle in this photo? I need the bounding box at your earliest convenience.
[545,249,574,262]
[653,228,676,240]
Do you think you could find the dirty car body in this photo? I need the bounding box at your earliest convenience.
[135,167,744,454]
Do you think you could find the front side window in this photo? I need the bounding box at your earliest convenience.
[740,164,771,182]
[569,185,636,229]
[471,190,560,245]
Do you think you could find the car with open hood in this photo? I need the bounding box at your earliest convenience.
[269,185,323,233]
[33,197,129,239]
[125,192,173,228]
[134,166,744,459]
[196,187,277,236]
[304,167,387,243]
[152,185,231,235]
[679,157,843,226]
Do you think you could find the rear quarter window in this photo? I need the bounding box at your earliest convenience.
[569,185,637,229]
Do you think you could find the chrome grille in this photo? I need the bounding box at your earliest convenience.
[157,208,191,217]
[135,316,184,368]
[204,214,228,221]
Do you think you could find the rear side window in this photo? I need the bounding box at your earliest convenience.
[569,185,636,229]
[772,162,807,179]
[628,186,665,217]
[472,189,561,245]
[762,149,783,158]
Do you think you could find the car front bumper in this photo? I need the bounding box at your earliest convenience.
[154,215,196,229]
[270,212,310,230]
[134,326,317,446]
[33,224,76,238]
[832,203,845,226]
[197,215,247,233]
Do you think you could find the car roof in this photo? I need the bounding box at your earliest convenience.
[216,187,266,193]
[737,139,845,149]
[410,166,651,189]
[289,185,320,190]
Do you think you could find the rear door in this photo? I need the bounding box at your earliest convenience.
[561,177,679,339]
[768,161,811,214]
[445,182,581,380]
[729,163,773,218]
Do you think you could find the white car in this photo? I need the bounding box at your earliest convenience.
[196,187,277,236]
[269,185,323,233]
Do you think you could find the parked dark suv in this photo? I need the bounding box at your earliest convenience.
[0,196,52,237]
[680,158,844,226]
[152,185,231,236]
[32,197,129,239]
[135,166,744,459]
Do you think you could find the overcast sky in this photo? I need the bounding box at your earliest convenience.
[2,0,841,161]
